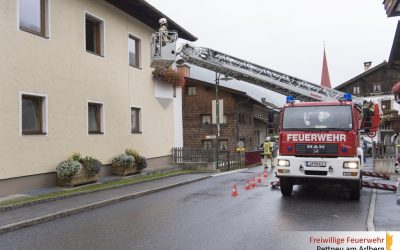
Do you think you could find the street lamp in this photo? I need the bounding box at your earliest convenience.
[215,72,232,169]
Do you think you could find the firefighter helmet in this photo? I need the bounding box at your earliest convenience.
[159,18,167,25]
[266,136,271,141]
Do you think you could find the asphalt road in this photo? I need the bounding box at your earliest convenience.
[0,166,372,250]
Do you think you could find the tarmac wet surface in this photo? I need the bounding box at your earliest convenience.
[0,166,375,250]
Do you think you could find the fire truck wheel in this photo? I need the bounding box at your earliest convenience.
[280,178,293,196]
[349,180,361,201]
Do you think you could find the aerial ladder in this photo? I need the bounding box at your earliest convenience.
[150,35,364,106]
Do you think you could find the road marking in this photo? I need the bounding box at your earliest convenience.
[367,179,377,231]
[211,168,248,177]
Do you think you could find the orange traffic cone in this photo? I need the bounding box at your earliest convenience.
[263,170,268,178]
[231,184,238,197]
[252,178,256,188]
[257,173,262,183]
[245,179,250,190]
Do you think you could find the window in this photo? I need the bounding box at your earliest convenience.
[86,14,104,56]
[373,83,382,93]
[19,0,48,37]
[381,100,391,111]
[188,87,196,96]
[202,140,212,150]
[201,114,211,125]
[222,114,228,124]
[131,107,141,133]
[353,86,360,95]
[129,35,141,68]
[88,102,103,134]
[21,94,46,135]
[219,140,228,151]
[282,105,352,130]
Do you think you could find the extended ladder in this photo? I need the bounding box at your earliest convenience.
[178,43,364,106]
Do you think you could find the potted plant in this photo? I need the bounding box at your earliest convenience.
[136,156,148,172]
[80,156,102,177]
[125,148,148,173]
[56,153,102,187]
[111,153,136,176]
[152,66,185,88]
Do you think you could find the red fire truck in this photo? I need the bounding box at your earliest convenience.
[276,95,380,200]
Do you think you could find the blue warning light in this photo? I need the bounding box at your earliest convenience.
[343,93,352,101]
[286,96,294,104]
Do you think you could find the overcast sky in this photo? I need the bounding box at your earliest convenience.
[149,0,398,88]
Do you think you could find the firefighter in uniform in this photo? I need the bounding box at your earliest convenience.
[263,137,275,169]
[158,18,170,46]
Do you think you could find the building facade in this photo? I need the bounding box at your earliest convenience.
[182,76,268,153]
[335,21,400,144]
[0,0,196,194]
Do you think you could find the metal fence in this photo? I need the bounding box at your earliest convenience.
[373,142,396,158]
[171,147,245,171]
[372,142,398,174]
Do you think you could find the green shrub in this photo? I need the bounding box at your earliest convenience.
[56,160,81,180]
[80,156,102,176]
[69,152,82,161]
[112,154,135,169]
[136,156,147,170]
[125,148,140,160]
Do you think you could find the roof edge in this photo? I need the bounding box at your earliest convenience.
[335,61,388,90]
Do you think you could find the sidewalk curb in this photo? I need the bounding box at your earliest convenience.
[0,170,196,212]
[0,176,211,235]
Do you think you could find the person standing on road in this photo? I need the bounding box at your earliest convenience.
[263,137,275,169]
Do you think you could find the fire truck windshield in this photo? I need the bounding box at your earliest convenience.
[282,105,353,131]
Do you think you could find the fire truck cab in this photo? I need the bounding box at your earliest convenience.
[276,94,380,200]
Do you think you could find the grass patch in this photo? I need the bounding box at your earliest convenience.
[0,170,196,208]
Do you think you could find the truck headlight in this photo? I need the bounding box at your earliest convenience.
[278,159,290,166]
[343,161,358,169]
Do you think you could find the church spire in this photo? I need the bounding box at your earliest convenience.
[320,44,332,88]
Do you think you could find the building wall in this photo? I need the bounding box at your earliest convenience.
[236,101,258,151]
[336,65,400,143]
[182,81,266,152]
[338,67,400,97]
[0,0,175,181]
[182,82,237,152]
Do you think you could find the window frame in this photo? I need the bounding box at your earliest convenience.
[18,0,50,38]
[222,114,228,124]
[372,83,382,93]
[202,140,212,150]
[353,86,360,95]
[128,34,142,69]
[219,139,228,151]
[20,91,48,136]
[201,114,212,125]
[188,86,197,96]
[85,12,105,57]
[131,107,142,134]
[87,101,105,135]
